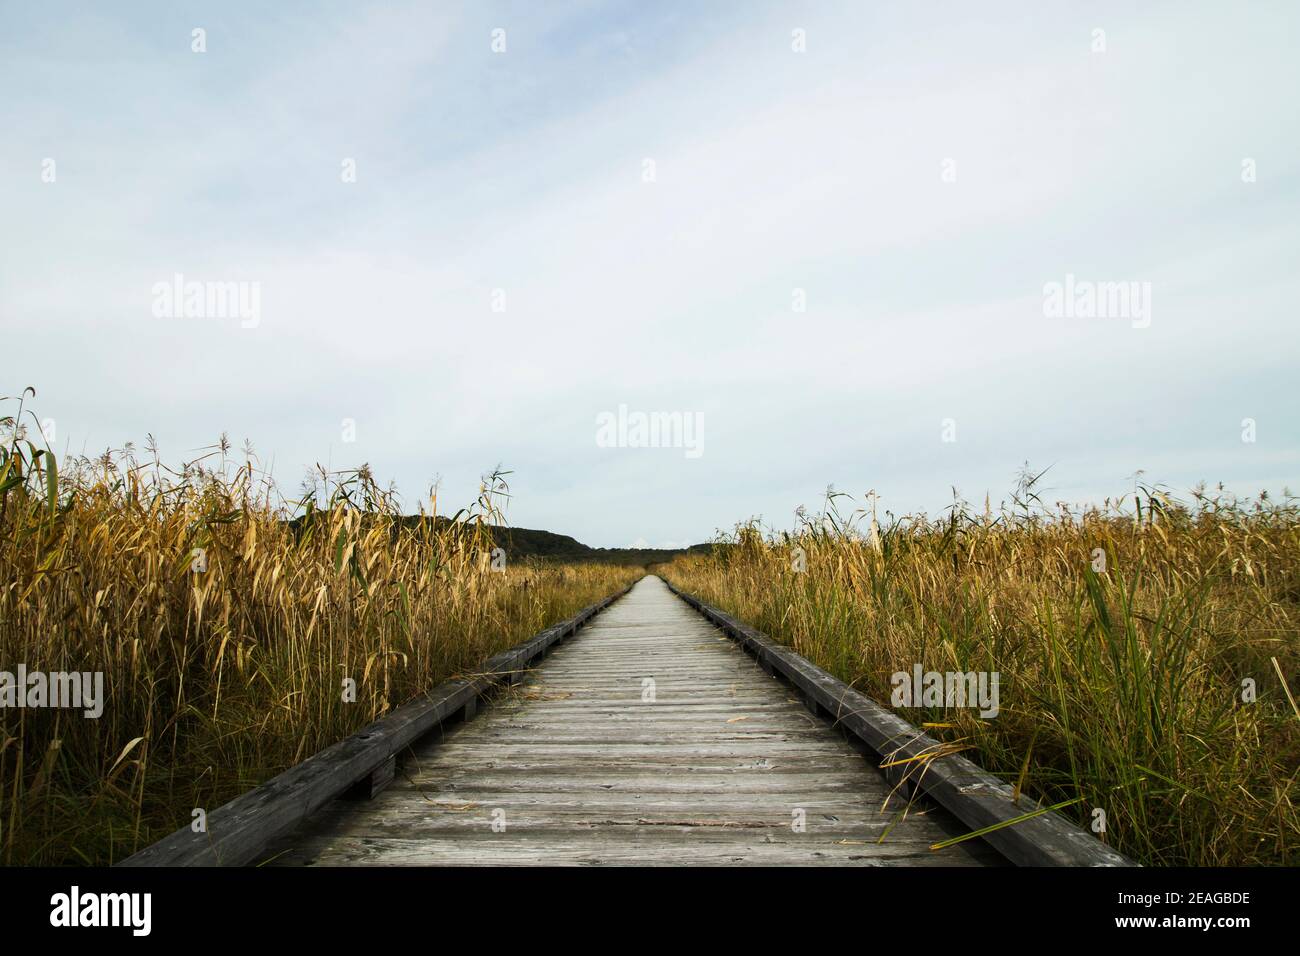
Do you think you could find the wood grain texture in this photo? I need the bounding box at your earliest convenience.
[265,576,1000,867]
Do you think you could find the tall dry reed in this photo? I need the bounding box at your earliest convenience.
[662,479,1300,866]
[0,391,638,864]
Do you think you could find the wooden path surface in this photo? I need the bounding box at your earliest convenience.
[266,576,999,866]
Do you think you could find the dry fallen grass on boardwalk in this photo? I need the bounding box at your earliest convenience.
[0,395,639,865]
[662,482,1300,867]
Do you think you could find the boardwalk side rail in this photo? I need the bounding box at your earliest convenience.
[663,580,1137,867]
[118,583,635,867]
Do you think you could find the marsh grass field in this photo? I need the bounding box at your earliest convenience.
[0,394,638,865]
[661,481,1300,867]
[2,389,1297,867]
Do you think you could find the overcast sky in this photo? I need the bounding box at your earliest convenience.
[3,1,1298,547]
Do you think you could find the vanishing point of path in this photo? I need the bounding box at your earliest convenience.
[268,576,998,866]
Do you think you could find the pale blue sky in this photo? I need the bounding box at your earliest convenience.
[3,1,1298,546]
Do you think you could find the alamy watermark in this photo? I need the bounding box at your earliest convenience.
[595,404,703,459]
[50,886,150,936]
[890,664,999,718]
[151,273,261,328]
[0,666,103,718]
[1043,273,1151,329]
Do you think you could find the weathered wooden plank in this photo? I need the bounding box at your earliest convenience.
[265,833,977,867]
[466,735,833,748]
[285,809,901,835]
[392,772,880,794]
[118,584,633,867]
[663,579,1138,867]
[322,792,915,812]
[492,700,811,713]
[409,770,880,788]
[412,741,857,758]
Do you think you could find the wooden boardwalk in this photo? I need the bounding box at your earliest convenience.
[266,576,999,866]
